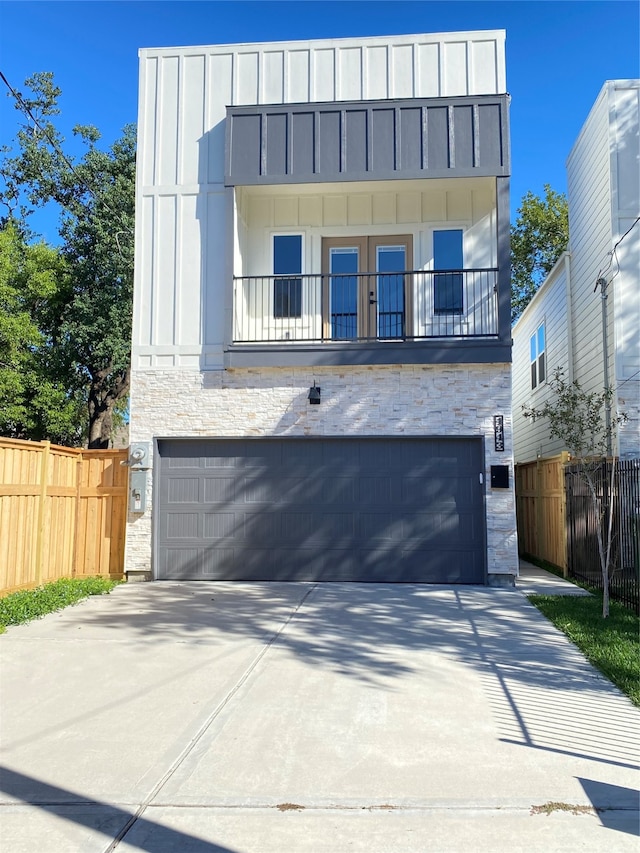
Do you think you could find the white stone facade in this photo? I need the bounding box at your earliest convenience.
[126,364,519,580]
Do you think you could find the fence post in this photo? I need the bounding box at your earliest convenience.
[560,451,570,576]
[71,452,83,577]
[535,456,543,562]
[34,441,51,586]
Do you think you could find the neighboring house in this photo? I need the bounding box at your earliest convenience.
[126,30,518,585]
[513,80,640,464]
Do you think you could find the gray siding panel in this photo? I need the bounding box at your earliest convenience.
[228,114,262,179]
[156,437,486,583]
[478,103,503,170]
[318,111,341,174]
[265,113,287,175]
[291,112,315,175]
[224,339,512,368]
[453,106,474,169]
[226,95,510,184]
[345,110,368,172]
[426,106,450,170]
[371,108,396,171]
[400,107,422,171]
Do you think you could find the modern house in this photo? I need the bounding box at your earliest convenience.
[126,30,519,585]
[513,80,640,464]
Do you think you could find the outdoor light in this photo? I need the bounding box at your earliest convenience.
[308,382,321,404]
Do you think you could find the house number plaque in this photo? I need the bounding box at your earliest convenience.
[493,415,505,452]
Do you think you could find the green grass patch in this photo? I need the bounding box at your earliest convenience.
[528,592,640,707]
[0,577,121,633]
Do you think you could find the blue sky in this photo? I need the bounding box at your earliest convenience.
[0,0,638,243]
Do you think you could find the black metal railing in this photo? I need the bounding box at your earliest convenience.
[566,459,640,613]
[233,269,499,343]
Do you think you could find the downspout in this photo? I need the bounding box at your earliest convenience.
[596,276,612,456]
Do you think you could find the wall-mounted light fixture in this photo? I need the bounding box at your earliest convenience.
[308,381,321,405]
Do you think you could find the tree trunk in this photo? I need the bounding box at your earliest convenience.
[602,460,617,619]
[584,469,609,618]
[87,368,129,449]
[88,401,113,449]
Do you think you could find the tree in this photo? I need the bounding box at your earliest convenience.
[0,72,135,448]
[523,369,627,617]
[0,221,85,443]
[511,184,569,323]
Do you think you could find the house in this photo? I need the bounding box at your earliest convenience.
[125,31,519,585]
[513,80,640,464]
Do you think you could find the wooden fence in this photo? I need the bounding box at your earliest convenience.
[515,453,570,574]
[0,438,128,595]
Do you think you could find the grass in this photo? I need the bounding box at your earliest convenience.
[0,577,121,633]
[528,591,640,707]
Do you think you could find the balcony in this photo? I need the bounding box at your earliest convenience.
[232,268,498,344]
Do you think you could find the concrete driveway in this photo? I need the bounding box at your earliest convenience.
[1,578,638,852]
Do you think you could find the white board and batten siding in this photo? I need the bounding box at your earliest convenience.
[133,31,507,371]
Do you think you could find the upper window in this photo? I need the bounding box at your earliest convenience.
[273,235,302,319]
[530,323,546,389]
[433,229,463,314]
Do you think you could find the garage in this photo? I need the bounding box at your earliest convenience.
[155,437,486,583]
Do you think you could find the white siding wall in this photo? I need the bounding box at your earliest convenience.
[513,81,639,462]
[239,178,495,274]
[567,81,640,459]
[133,31,506,370]
[512,256,571,463]
[610,84,640,457]
[565,87,613,407]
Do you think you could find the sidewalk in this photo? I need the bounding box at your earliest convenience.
[516,558,591,596]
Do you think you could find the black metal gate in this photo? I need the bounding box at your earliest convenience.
[565,459,640,612]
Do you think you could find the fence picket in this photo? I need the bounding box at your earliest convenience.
[0,439,128,596]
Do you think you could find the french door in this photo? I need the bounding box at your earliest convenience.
[322,235,413,340]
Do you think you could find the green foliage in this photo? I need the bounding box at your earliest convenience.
[522,368,626,459]
[528,593,640,706]
[0,576,121,632]
[0,221,85,443]
[1,72,135,447]
[511,184,569,322]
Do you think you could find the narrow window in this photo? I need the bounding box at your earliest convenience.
[273,235,302,318]
[433,229,463,314]
[530,322,546,389]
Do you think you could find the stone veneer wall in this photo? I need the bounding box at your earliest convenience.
[126,364,519,581]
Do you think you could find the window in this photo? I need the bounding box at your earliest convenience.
[433,229,463,314]
[530,323,546,389]
[273,235,302,318]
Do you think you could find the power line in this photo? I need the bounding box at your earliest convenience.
[595,215,640,287]
[618,368,640,388]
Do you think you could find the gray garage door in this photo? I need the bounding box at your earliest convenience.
[156,437,485,583]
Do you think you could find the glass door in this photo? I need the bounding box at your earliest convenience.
[322,236,412,340]
[370,238,411,339]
